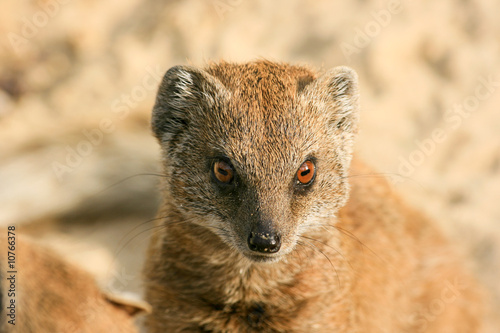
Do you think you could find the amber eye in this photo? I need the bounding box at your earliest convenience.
[297,160,315,185]
[213,161,234,184]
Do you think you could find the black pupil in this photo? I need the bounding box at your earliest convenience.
[300,169,310,177]
[218,167,229,176]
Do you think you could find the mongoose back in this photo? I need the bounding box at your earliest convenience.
[144,60,484,332]
[0,235,149,333]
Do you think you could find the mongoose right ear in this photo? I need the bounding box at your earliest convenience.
[151,65,227,142]
[303,66,360,133]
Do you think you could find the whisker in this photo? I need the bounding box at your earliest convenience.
[298,236,340,289]
[85,172,167,200]
[294,241,308,265]
[313,222,395,270]
[340,172,425,189]
[105,216,233,284]
[108,215,229,273]
[105,223,166,280]
[310,222,368,253]
[300,235,353,273]
[331,225,382,261]
[340,172,396,180]
[116,215,168,250]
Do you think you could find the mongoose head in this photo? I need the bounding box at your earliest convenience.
[152,61,359,262]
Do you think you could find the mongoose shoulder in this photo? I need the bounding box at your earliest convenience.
[144,60,484,332]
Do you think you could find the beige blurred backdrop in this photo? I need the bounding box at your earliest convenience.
[0,0,499,325]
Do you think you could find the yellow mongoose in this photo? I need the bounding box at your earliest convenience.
[0,235,148,333]
[144,60,484,332]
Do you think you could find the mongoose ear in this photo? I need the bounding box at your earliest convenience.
[151,65,226,142]
[304,66,360,133]
[104,291,152,317]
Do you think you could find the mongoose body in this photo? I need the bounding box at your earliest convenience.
[144,60,483,332]
[0,236,148,333]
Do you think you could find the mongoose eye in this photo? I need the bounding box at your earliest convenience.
[297,160,315,185]
[213,160,234,184]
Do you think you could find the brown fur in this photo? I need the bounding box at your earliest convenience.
[0,235,148,333]
[144,60,484,332]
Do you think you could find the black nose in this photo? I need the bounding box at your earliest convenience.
[247,232,281,253]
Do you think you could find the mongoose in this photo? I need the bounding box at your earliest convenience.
[144,60,484,332]
[0,235,149,333]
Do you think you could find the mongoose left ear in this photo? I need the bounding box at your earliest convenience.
[304,66,360,133]
[151,65,227,143]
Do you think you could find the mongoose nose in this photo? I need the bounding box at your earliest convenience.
[247,232,281,253]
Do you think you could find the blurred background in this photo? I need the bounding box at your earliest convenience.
[0,0,498,327]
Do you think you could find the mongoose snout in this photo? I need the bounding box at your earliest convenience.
[247,231,281,253]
